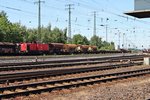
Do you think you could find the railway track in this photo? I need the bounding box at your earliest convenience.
[0,54,144,66]
[0,62,142,83]
[0,53,132,60]
[0,64,149,99]
[0,54,144,68]
[0,57,142,71]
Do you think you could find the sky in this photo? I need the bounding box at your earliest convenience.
[0,0,150,49]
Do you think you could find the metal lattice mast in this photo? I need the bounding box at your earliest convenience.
[66,4,74,43]
[93,11,96,36]
[35,0,44,42]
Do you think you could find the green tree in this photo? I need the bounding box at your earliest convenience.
[72,34,89,45]
[26,29,37,42]
[41,32,50,43]
[0,11,26,42]
[63,28,67,43]
[25,25,67,43]
[100,41,115,50]
[72,34,84,44]
[110,42,115,50]
[9,23,24,42]
[0,11,10,42]
[0,29,4,41]
[90,35,102,48]
[83,36,89,45]
[49,27,66,43]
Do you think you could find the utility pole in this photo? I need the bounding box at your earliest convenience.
[93,11,96,36]
[118,31,121,50]
[35,0,44,42]
[106,25,108,42]
[66,4,74,43]
[123,33,125,49]
[100,24,108,42]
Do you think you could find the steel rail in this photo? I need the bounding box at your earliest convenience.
[0,53,137,60]
[0,55,144,67]
[0,62,142,83]
[0,58,143,71]
[0,65,149,99]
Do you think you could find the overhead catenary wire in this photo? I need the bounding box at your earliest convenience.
[1,0,150,48]
[0,4,36,15]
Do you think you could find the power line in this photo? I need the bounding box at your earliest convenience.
[0,4,35,15]
[19,0,34,4]
[59,1,149,34]
[67,0,150,25]
[2,1,150,40]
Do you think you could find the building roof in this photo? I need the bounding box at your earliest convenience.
[124,10,150,18]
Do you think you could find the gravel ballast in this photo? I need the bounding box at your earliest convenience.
[18,75,150,100]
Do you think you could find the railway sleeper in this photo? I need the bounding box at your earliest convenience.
[0,62,143,84]
[1,70,150,99]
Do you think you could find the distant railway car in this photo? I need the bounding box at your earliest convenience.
[63,44,78,54]
[76,45,82,53]
[20,43,37,54]
[88,46,98,53]
[119,49,131,53]
[0,42,16,54]
[143,49,149,53]
[0,41,127,55]
[49,43,64,54]
[36,43,49,54]
[81,45,90,53]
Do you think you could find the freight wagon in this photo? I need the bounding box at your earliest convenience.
[0,42,16,55]
[0,42,131,55]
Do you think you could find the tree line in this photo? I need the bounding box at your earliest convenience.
[0,11,115,50]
